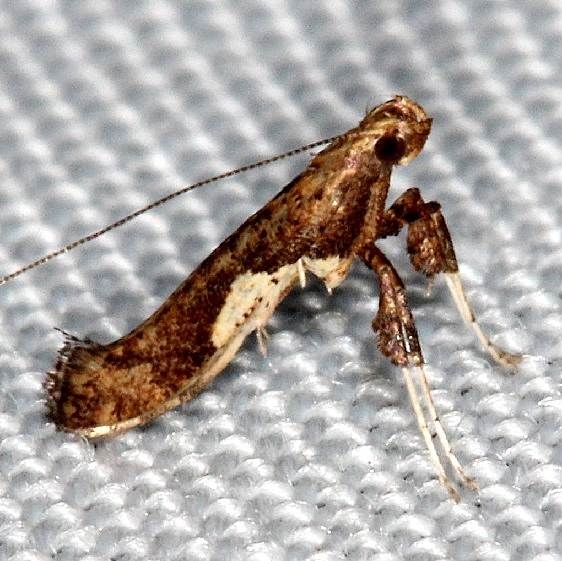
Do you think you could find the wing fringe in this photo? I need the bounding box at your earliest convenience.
[44,328,103,429]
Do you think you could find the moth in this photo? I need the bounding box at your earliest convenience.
[3,96,520,501]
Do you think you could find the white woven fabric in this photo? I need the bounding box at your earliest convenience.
[0,1,560,560]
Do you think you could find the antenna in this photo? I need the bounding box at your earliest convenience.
[0,135,341,285]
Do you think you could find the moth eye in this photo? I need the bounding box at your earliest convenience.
[374,133,406,163]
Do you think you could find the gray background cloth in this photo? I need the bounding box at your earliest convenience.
[0,2,560,560]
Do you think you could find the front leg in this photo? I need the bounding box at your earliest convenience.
[380,187,521,368]
[360,245,477,502]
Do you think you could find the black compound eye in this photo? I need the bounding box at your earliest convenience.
[374,133,406,163]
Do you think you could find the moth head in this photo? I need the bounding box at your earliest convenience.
[363,96,432,166]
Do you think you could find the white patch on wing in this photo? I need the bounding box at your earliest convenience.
[211,255,353,350]
[211,263,299,348]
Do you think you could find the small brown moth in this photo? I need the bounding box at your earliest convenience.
[2,96,521,501]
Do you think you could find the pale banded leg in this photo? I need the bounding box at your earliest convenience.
[256,327,270,356]
[381,187,521,369]
[358,188,521,500]
[414,364,478,490]
[401,366,461,503]
[359,244,474,500]
[444,273,521,368]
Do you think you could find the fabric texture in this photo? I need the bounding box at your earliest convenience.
[0,1,560,560]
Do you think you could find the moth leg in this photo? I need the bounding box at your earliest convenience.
[381,188,521,368]
[443,274,521,367]
[297,257,307,289]
[360,245,476,501]
[256,326,270,356]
